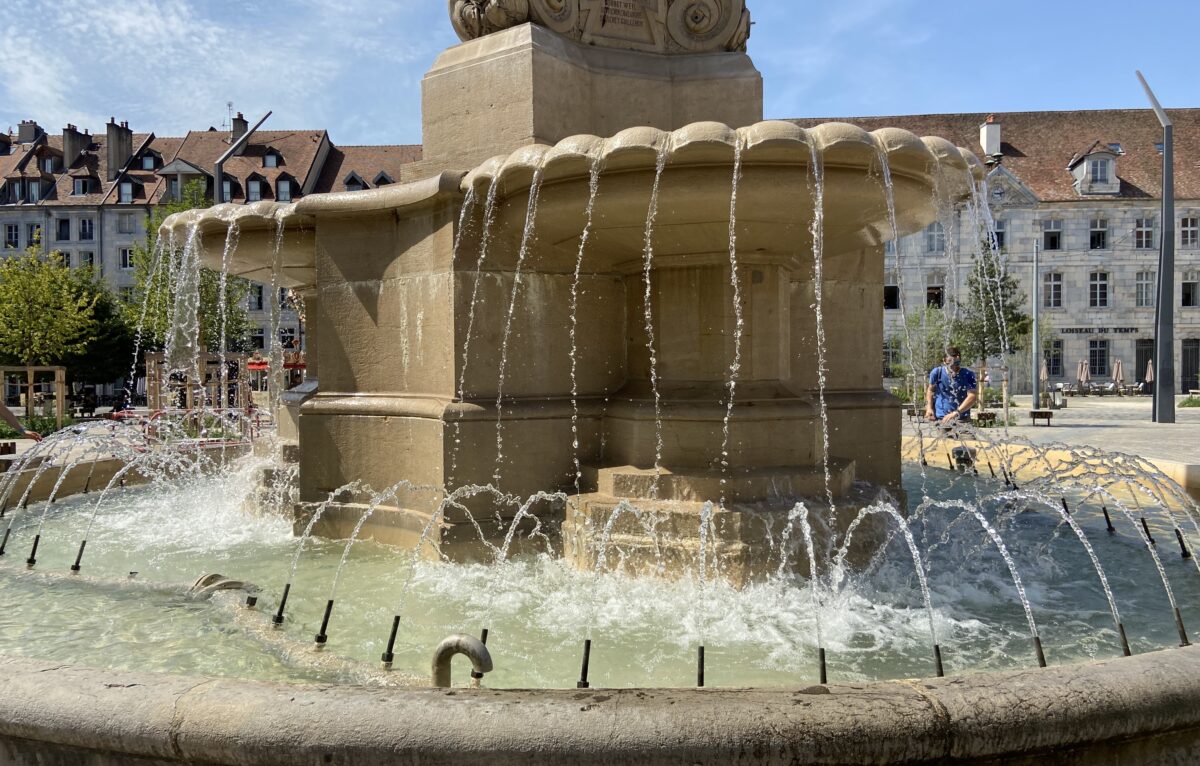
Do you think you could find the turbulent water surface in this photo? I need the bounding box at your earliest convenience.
[1,454,1198,689]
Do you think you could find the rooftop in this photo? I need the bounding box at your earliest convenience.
[789,108,1200,202]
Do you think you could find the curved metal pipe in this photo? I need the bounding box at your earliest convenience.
[431,634,493,688]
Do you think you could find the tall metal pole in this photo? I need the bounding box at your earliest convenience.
[214,111,272,204]
[1137,71,1175,423]
[1031,240,1040,409]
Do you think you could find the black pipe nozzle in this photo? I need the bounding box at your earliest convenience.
[1033,635,1047,668]
[272,582,291,625]
[25,533,40,568]
[314,599,335,644]
[577,638,592,689]
[381,615,401,665]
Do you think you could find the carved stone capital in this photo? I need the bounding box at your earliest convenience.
[449,0,750,55]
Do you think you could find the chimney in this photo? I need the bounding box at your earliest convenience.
[232,112,248,144]
[62,124,88,166]
[17,120,42,144]
[106,117,133,180]
[979,115,1001,158]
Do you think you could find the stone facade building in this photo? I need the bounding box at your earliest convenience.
[793,109,1200,395]
[0,116,421,387]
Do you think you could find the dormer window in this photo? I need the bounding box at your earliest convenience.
[374,172,394,187]
[26,180,40,203]
[264,151,279,169]
[141,155,155,170]
[343,172,365,192]
[119,181,133,203]
[222,180,232,202]
[42,157,55,173]
[276,178,293,202]
[73,178,90,195]
[247,179,262,202]
[1072,146,1120,196]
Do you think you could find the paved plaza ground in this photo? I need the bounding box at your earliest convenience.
[929,395,1200,466]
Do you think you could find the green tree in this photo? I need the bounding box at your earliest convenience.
[890,306,959,402]
[952,247,1032,363]
[126,179,251,353]
[61,266,137,384]
[0,248,98,366]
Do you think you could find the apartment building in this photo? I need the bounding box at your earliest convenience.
[0,116,422,368]
[792,109,1200,394]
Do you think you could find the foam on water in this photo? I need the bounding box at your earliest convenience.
[6,450,1198,688]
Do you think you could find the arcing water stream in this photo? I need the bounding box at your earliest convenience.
[2,137,1199,692]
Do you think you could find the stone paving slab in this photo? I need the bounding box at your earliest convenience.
[905,395,1200,466]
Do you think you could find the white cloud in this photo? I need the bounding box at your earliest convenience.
[0,0,446,143]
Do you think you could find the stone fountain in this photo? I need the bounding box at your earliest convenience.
[166,0,982,582]
[6,3,1200,764]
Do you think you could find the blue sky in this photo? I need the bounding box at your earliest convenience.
[2,0,1196,146]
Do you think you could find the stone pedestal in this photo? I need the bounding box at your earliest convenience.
[410,23,762,179]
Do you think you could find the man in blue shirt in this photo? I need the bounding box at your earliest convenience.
[925,346,978,425]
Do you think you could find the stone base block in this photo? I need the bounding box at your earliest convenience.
[563,460,876,588]
[584,460,853,504]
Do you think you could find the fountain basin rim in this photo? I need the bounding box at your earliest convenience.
[460,120,984,200]
[158,171,468,240]
[5,647,1200,764]
[294,170,466,218]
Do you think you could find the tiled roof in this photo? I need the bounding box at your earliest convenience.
[40,132,168,207]
[5,119,420,210]
[159,129,330,203]
[788,109,1200,202]
[314,144,423,193]
[0,143,37,181]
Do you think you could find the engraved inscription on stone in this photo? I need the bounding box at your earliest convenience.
[601,0,653,29]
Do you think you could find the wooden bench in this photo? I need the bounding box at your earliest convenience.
[974,412,997,426]
[1029,409,1053,426]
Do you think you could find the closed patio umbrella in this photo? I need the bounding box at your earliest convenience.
[1078,359,1091,387]
[1112,358,1124,384]
[1145,358,1155,384]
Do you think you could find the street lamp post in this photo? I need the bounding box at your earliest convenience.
[1031,240,1041,410]
[1136,71,1175,424]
